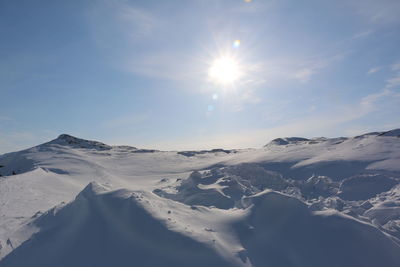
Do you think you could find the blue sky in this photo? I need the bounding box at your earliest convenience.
[1,0,400,153]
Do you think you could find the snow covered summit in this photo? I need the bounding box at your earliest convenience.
[46,134,113,150]
[265,137,311,146]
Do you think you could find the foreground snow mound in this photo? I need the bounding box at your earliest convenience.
[233,191,400,267]
[1,182,231,267]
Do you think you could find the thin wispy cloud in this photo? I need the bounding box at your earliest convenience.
[89,1,161,41]
[237,53,345,88]
[293,68,315,83]
[385,62,400,89]
[117,5,159,38]
[360,89,391,112]
[367,67,381,74]
[282,52,347,83]
[386,76,400,89]
[352,30,373,39]
[392,62,400,71]
[348,0,400,24]
[103,113,149,128]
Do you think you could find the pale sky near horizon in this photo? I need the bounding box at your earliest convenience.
[1,0,400,153]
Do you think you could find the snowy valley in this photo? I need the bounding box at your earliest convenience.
[1,130,400,266]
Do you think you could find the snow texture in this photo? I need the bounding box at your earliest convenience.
[1,129,400,266]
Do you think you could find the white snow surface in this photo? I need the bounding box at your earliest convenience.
[0,131,399,266]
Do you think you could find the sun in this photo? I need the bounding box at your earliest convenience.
[208,56,241,85]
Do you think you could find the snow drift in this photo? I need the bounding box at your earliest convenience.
[1,182,231,267]
[233,191,400,267]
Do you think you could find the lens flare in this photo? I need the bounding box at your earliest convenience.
[233,40,241,48]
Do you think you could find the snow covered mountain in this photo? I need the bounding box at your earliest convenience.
[1,130,400,266]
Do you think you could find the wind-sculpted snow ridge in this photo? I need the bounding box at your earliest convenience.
[154,163,399,207]
[154,163,290,209]
[1,182,232,267]
[232,191,400,267]
[154,163,400,240]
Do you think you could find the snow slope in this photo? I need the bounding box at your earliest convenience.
[233,191,400,267]
[0,130,400,266]
[1,183,232,267]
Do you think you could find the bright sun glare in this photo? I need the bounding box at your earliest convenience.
[208,56,241,85]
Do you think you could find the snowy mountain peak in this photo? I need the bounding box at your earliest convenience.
[48,134,112,150]
[76,182,109,199]
[265,137,310,146]
[379,128,400,137]
[57,134,78,140]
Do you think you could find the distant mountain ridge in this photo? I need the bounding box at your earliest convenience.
[5,127,398,154]
[265,128,400,147]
